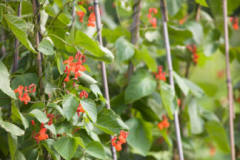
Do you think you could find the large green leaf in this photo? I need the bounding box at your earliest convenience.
[125,69,157,104]
[206,121,230,153]
[115,37,135,62]
[38,37,55,55]
[96,108,128,135]
[74,31,114,62]
[11,102,29,129]
[159,81,176,119]
[62,94,79,121]
[8,134,17,160]
[166,0,184,16]
[185,22,203,44]
[86,141,105,159]
[29,109,49,123]
[53,137,78,160]
[195,0,208,7]
[4,14,36,53]
[173,72,189,96]
[11,73,38,89]
[81,99,97,123]
[134,47,157,72]
[0,120,24,136]
[126,118,152,156]
[183,79,204,97]
[0,61,16,99]
[188,99,204,134]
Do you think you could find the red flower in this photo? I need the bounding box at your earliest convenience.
[28,83,36,93]
[79,90,88,99]
[76,104,85,116]
[34,127,49,143]
[154,66,166,81]
[88,12,96,27]
[47,113,54,126]
[230,17,239,30]
[14,85,24,99]
[179,16,188,25]
[63,52,86,82]
[148,8,158,28]
[111,130,128,152]
[31,120,35,126]
[177,99,181,107]
[76,11,85,23]
[158,115,170,130]
[186,44,199,64]
[20,93,31,104]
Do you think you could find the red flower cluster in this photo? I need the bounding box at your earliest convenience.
[177,99,181,107]
[79,90,88,99]
[88,6,96,27]
[76,11,85,23]
[76,103,85,116]
[158,115,170,130]
[154,66,166,81]
[186,44,199,64]
[148,8,158,28]
[31,120,35,126]
[14,84,36,104]
[111,130,128,152]
[33,123,49,143]
[47,113,54,126]
[230,17,239,30]
[179,15,188,25]
[63,51,86,82]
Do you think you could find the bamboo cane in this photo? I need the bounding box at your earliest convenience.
[160,0,184,159]
[12,0,22,72]
[93,1,117,160]
[223,0,235,159]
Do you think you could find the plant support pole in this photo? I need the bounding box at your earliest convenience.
[160,0,184,160]
[32,0,43,93]
[223,0,235,159]
[93,1,117,160]
[128,0,141,81]
[12,0,22,72]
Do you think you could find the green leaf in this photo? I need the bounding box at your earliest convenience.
[81,99,97,123]
[134,47,157,72]
[15,151,26,160]
[90,84,102,98]
[188,99,204,134]
[184,79,204,97]
[74,31,114,63]
[168,25,192,45]
[74,137,85,149]
[125,69,157,104]
[206,121,230,153]
[43,139,61,160]
[11,102,29,129]
[86,141,105,159]
[185,22,203,44]
[0,120,24,136]
[159,81,176,119]
[173,72,189,96]
[115,37,135,62]
[53,137,78,160]
[79,72,97,85]
[96,108,128,135]
[126,118,152,156]
[55,54,65,75]
[62,94,79,121]
[195,0,208,7]
[11,73,38,89]
[4,14,36,53]
[0,61,16,99]
[8,133,17,160]
[166,0,184,16]
[38,37,55,55]
[29,109,49,123]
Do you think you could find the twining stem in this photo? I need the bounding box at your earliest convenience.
[195,4,201,22]
[0,30,6,59]
[69,0,76,30]
[32,0,43,93]
[160,0,184,160]
[93,1,117,160]
[223,0,235,159]
[12,0,22,73]
[127,0,141,81]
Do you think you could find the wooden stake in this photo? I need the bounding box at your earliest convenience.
[93,1,117,160]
